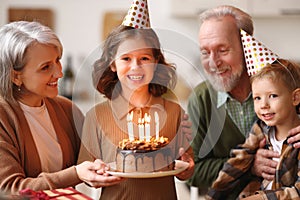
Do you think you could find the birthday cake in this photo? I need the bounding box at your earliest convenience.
[115,136,175,173]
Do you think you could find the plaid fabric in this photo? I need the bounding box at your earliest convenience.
[225,95,255,137]
[206,119,300,200]
[218,92,256,137]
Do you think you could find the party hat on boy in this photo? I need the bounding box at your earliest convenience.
[240,29,279,76]
[122,0,150,29]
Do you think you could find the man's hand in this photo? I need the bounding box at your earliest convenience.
[288,125,300,148]
[251,138,279,181]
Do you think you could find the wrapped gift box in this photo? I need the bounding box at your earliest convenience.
[19,187,93,200]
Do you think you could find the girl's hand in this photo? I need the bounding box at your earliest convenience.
[181,114,193,142]
[175,148,194,180]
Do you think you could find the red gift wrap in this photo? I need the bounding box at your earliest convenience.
[19,187,92,200]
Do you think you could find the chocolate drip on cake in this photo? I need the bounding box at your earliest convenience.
[116,136,175,173]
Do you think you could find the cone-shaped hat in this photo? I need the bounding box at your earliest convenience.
[122,0,150,29]
[241,29,279,76]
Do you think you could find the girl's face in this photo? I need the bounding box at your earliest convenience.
[13,43,63,106]
[113,38,157,94]
[252,77,298,127]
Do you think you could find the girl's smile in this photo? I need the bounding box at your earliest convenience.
[113,38,156,93]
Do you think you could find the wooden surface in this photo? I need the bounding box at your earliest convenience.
[102,11,126,40]
[8,8,54,30]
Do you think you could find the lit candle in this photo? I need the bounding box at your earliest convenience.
[138,117,144,140]
[145,113,151,142]
[127,111,134,141]
[155,112,159,140]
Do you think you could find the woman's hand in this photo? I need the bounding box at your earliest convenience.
[175,148,194,180]
[75,159,124,188]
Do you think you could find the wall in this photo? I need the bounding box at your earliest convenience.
[0,0,203,112]
[1,0,300,63]
[0,0,198,66]
[1,0,300,111]
[1,0,299,64]
[254,17,300,61]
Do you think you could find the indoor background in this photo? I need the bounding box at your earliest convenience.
[1,0,300,199]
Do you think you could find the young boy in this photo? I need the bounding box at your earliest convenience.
[206,58,300,199]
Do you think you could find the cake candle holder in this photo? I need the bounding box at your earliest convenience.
[138,117,145,140]
[127,111,134,141]
[155,112,159,140]
[145,113,151,142]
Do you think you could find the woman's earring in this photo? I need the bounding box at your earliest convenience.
[18,85,21,92]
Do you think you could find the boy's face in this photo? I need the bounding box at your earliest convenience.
[252,77,297,128]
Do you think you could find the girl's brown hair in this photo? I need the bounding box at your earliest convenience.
[92,25,177,100]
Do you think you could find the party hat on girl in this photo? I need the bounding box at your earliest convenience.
[122,0,150,29]
[240,29,279,76]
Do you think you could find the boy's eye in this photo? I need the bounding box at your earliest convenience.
[253,96,261,101]
[270,94,278,98]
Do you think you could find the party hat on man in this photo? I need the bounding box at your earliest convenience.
[240,29,279,76]
[122,0,150,29]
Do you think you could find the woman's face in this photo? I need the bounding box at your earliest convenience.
[113,37,157,95]
[13,43,63,106]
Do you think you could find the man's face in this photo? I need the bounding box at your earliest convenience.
[199,16,245,92]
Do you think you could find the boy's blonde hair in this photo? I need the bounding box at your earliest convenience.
[250,58,300,92]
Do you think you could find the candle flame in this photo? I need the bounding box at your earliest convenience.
[127,111,133,122]
[144,113,151,123]
[138,117,144,124]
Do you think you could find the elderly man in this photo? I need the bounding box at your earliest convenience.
[187,5,300,199]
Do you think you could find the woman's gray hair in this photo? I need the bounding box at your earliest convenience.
[0,21,62,102]
[199,5,254,35]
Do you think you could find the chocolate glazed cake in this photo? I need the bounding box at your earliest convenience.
[115,137,175,173]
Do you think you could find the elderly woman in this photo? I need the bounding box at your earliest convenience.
[0,21,122,195]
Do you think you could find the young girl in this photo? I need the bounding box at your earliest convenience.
[77,25,194,200]
[206,58,300,199]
